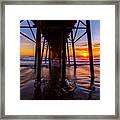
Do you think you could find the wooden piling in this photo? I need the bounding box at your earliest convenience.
[61,30,66,85]
[71,31,76,73]
[36,21,41,82]
[41,38,45,64]
[45,44,48,63]
[52,50,54,63]
[48,40,51,73]
[86,20,94,88]
[66,39,70,65]
[34,37,38,73]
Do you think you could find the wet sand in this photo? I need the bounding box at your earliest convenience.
[20,65,100,100]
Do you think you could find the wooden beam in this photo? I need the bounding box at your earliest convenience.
[73,21,80,40]
[20,20,24,23]
[20,26,36,28]
[20,32,36,43]
[27,20,36,40]
[80,20,86,26]
[74,32,87,43]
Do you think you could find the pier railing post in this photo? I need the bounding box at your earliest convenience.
[86,20,94,88]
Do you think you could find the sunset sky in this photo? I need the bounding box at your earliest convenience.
[20,20,100,60]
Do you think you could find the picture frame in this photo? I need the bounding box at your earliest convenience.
[0,0,119,119]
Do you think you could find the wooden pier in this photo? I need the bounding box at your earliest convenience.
[20,20,95,99]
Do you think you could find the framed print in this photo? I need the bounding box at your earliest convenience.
[0,0,119,119]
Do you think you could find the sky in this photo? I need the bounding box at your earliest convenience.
[20,20,100,60]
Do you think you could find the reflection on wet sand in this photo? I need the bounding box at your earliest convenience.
[20,64,100,100]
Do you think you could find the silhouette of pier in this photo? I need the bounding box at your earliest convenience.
[20,20,95,99]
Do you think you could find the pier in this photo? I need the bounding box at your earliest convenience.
[20,20,98,100]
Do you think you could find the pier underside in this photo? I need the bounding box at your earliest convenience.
[20,20,99,100]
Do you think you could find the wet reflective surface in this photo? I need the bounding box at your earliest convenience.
[20,63,100,100]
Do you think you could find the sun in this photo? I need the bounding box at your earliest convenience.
[82,51,89,57]
[82,52,88,57]
[79,51,89,60]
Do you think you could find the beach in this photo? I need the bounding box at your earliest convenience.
[20,56,100,100]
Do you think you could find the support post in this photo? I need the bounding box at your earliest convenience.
[61,30,66,85]
[71,31,76,73]
[48,40,51,73]
[52,50,54,63]
[34,38,38,73]
[59,47,61,68]
[41,38,45,64]
[86,20,94,88]
[36,21,41,82]
[66,39,70,65]
[45,44,48,63]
